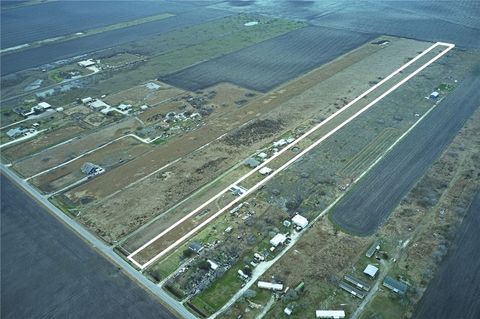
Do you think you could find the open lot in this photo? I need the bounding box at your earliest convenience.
[331,71,480,235]
[162,26,374,92]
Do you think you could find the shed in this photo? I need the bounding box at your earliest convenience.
[259,167,272,175]
[292,214,308,229]
[270,233,287,247]
[363,264,379,278]
[284,306,293,316]
[188,242,204,254]
[244,157,260,168]
[257,281,283,291]
[383,276,408,295]
[366,240,380,258]
[315,310,346,318]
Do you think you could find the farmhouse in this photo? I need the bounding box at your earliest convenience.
[366,240,380,258]
[244,157,260,168]
[292,214,308,229]
[81,97,93,104]
[430,91,440,99]
[383,276,408,295]
[89,99,110,109]
[117,104,132,111]
[363,264,379,278]
[258,152,268,159]
[257,281,283,291]
[270,233,287,247]
[273,139,287,147]
[315,310,346,318]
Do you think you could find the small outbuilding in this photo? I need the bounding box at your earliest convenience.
[430,91,440,99]
[383,276,408,295]
[363,264,379,278]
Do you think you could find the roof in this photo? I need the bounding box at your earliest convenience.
[270,233,287,247]
[189,241,204,253]
[37,102,51,109]
[81,162,99,174]
[6,127,27,138]
[89,100,110,109]
[344,274,370,291]
[207,259,219,270]
[366,240,380,258]
[363,264,379,277]
[259,167,272,175]
[383,276,408,295]
[292,214,308,228]
[244,157,260,168]
[315,310,345,318]
[339,282,365,299]
[257,281,283,291]
[145,82,161,90]
[430,91,440,97]
[78,59,95,67]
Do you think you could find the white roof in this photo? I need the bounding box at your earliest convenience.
[78,59,95,67]
[316,310,345,318]
[90,100,110,109]
[292,214,308,228]
[273,139,287,147]
[430,91,440,97]
[259,167,272,175]
[257,281,283,291]
[37,102,51,109]
[363,264,379,277]
[284,307,293,315]
[207,259,219,270]
[258,152,268,159]
[270,233,287,247]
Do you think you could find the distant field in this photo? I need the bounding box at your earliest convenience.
[331,73,480,235]
[162,26,375,92]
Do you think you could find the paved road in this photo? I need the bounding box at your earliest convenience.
[413,191,480,319]
[332,71,480,235]
[0,166,196,319]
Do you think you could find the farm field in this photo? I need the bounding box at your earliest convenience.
[162,26,375,92]
[331,72,480,234]
[413,192,480,319]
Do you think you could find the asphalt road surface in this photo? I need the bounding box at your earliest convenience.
[0,175,176,319]
[413,191,480,319]
[332,70,480,235]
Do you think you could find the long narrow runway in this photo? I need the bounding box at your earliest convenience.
[0,175,176,319]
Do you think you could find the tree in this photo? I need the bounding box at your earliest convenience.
[198,260,210,271]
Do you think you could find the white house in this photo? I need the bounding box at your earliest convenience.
[292,214,308,229]
[315,310,346,318]
[259,167,273,175]
[270,233,287,247]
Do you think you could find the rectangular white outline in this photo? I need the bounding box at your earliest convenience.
[128,42,455,270]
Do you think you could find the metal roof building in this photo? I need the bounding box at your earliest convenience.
[366,240,380,258]
[257,281,283,291]
[383,276,408,295]
[244,157,260,168]
[315,310,346,318]
[292,214,308,229]
[363,264,379,278]
[339,282,365,299]
[270,233,287,247]
[344,274,370,291]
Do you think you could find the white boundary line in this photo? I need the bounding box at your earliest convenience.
[129,42,454,269]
